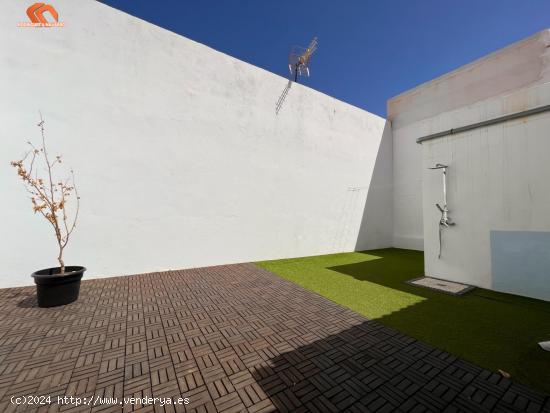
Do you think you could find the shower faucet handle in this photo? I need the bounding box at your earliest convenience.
[436,203,456,226]
[440,218,455,227]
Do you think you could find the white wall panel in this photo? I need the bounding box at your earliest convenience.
[0,1,392,287]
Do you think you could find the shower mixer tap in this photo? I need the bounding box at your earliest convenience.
[436,203,454,227]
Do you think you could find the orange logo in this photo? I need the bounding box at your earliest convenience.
[18,3,64,27]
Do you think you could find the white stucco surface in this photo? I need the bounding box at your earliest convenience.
[388,29,550,251]
[421,82,550,300]
[2,1,548,300]
[0,1,392,287]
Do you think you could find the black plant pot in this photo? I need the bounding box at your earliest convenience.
[32,266,86,308]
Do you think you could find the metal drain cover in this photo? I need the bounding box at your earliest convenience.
[407,276,475,296]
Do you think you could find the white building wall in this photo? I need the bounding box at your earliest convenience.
[421,82,550,300]
[389,29,550,251]
[0,0,392,288]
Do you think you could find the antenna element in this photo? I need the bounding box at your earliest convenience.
[288,37,318,82]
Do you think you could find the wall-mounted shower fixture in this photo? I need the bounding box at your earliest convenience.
[429,163,455,258]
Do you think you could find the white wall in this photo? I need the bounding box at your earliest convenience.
[0,1,392,287]
[389,29,550,251]
[421,82,550,300]
[356,123,393,251]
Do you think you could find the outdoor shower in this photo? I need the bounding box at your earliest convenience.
[429,163,455,258]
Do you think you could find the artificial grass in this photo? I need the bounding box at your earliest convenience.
[256,248,550,394]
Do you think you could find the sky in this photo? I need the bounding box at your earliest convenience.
[100,0,550,117]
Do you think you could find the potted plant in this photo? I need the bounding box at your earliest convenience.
[11,114,84,307]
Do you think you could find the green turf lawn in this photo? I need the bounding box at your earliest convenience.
[256,248,550,394]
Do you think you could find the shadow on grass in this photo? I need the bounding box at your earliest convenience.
[324,249,550,394]
[251,319,549,412]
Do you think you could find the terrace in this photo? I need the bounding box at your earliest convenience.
[0,250,548,412]
[2,2,550,412]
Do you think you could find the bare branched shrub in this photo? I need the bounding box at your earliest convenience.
[11,114,80,274]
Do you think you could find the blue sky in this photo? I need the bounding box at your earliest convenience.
[101,0,550,117]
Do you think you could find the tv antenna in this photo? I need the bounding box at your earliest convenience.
[288,37,318,82]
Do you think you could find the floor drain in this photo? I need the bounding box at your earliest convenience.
[407,276,475,296]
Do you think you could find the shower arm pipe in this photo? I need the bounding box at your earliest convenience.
[429,163,454,223]
[416,103,550,144]
[442,167,447,207]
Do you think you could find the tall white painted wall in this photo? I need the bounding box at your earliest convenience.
[0,1,392,287]
[389,29,550,251]
[421,83,550,301]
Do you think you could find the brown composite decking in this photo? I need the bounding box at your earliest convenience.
[0,263,547,413]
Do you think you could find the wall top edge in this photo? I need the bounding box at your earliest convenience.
[387,28,550,106]
[95,1,386,122]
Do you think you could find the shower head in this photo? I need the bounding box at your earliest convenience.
[429,163,448,169]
